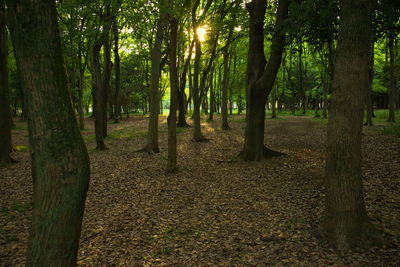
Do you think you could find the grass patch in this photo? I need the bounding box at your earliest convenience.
[15,145,29,152]
[313,117,328,125]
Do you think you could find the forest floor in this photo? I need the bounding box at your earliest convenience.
[1,114,399,266]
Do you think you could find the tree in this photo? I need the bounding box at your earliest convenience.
[167,15,179,172]
[92,1,119,150]
[113,14,122,123]
[191,0,213,142]
[145,1,167,153]
[0,1,13,166]
[240,0,289,160]
[323,0,383,251]
[6,0,90,265]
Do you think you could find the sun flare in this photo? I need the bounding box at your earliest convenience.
[197,25,208,42]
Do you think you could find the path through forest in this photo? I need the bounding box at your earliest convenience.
[1,115,399,266]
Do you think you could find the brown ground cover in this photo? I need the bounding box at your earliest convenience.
[1,115,399,266]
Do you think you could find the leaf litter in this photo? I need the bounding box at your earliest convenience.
[0,115,399,266]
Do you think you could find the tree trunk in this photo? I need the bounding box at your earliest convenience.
[365,40,374,126]
[177,41,193,127]
[7,0,90,265]
[324,0,382,251]
[77,49,85,129]
[221,49,231,130]
[167,17,179,172]
[0,2,12,166]
[92,3,116,150]
[145,6,167,153]
[240,0,288,160]
[192,27,205,141]
[271,84,277,119]
[208,65,215,121]
[388,32,396,122]
[113,18,121,123]
[102,28,112,138]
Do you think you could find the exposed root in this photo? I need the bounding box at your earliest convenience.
[135,147,160,154]
[238,145,285,161]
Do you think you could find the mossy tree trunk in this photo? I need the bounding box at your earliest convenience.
[6,0,90,265]
[240,0,288,161]
[323,0,383,251]
[0,2,12,166]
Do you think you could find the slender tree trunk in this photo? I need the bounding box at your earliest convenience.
[167,17,179,172]
[0,2,12,166]
[192,27,205,141]
[177,41,194,127]
[92,5,113,150]
[145,6,167,153]
[365,40,374,126]
[7,0,90,265]
[221,49,231,130]
[240,0,288,160]
[271,84,277,119]
[113,18,121,123]
[388,32,396,122]
[208,65,215,121]
[76,43,85,130]
[102,29,112,138]
[324,0,382,251]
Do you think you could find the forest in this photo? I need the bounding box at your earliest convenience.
[0,0,399,265]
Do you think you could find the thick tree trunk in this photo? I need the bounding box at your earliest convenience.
[113,19,121,124]
[0,3,12,166]
[146,7,167,153]
[324,0,382,251]
[388,32,396,122]
[167,17,179,172]
[240,0,288,160]
[7,0,90,265]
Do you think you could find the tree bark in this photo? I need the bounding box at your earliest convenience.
[388,31,397,122]
[113,17,121,123]
[221,49,231,130]
[208,65,215,121]
[145,5,167,153]
[0,2,12,166]
[167,17,179,172]
[7,0,90,265]
[92,3,115,150]
[240,0,288,160]
[365,40,374,126]
[177,40,194,127]
[76,17,86,130]
[324,0,383,251]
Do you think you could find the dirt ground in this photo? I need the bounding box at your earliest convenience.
[1,114,399,266]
